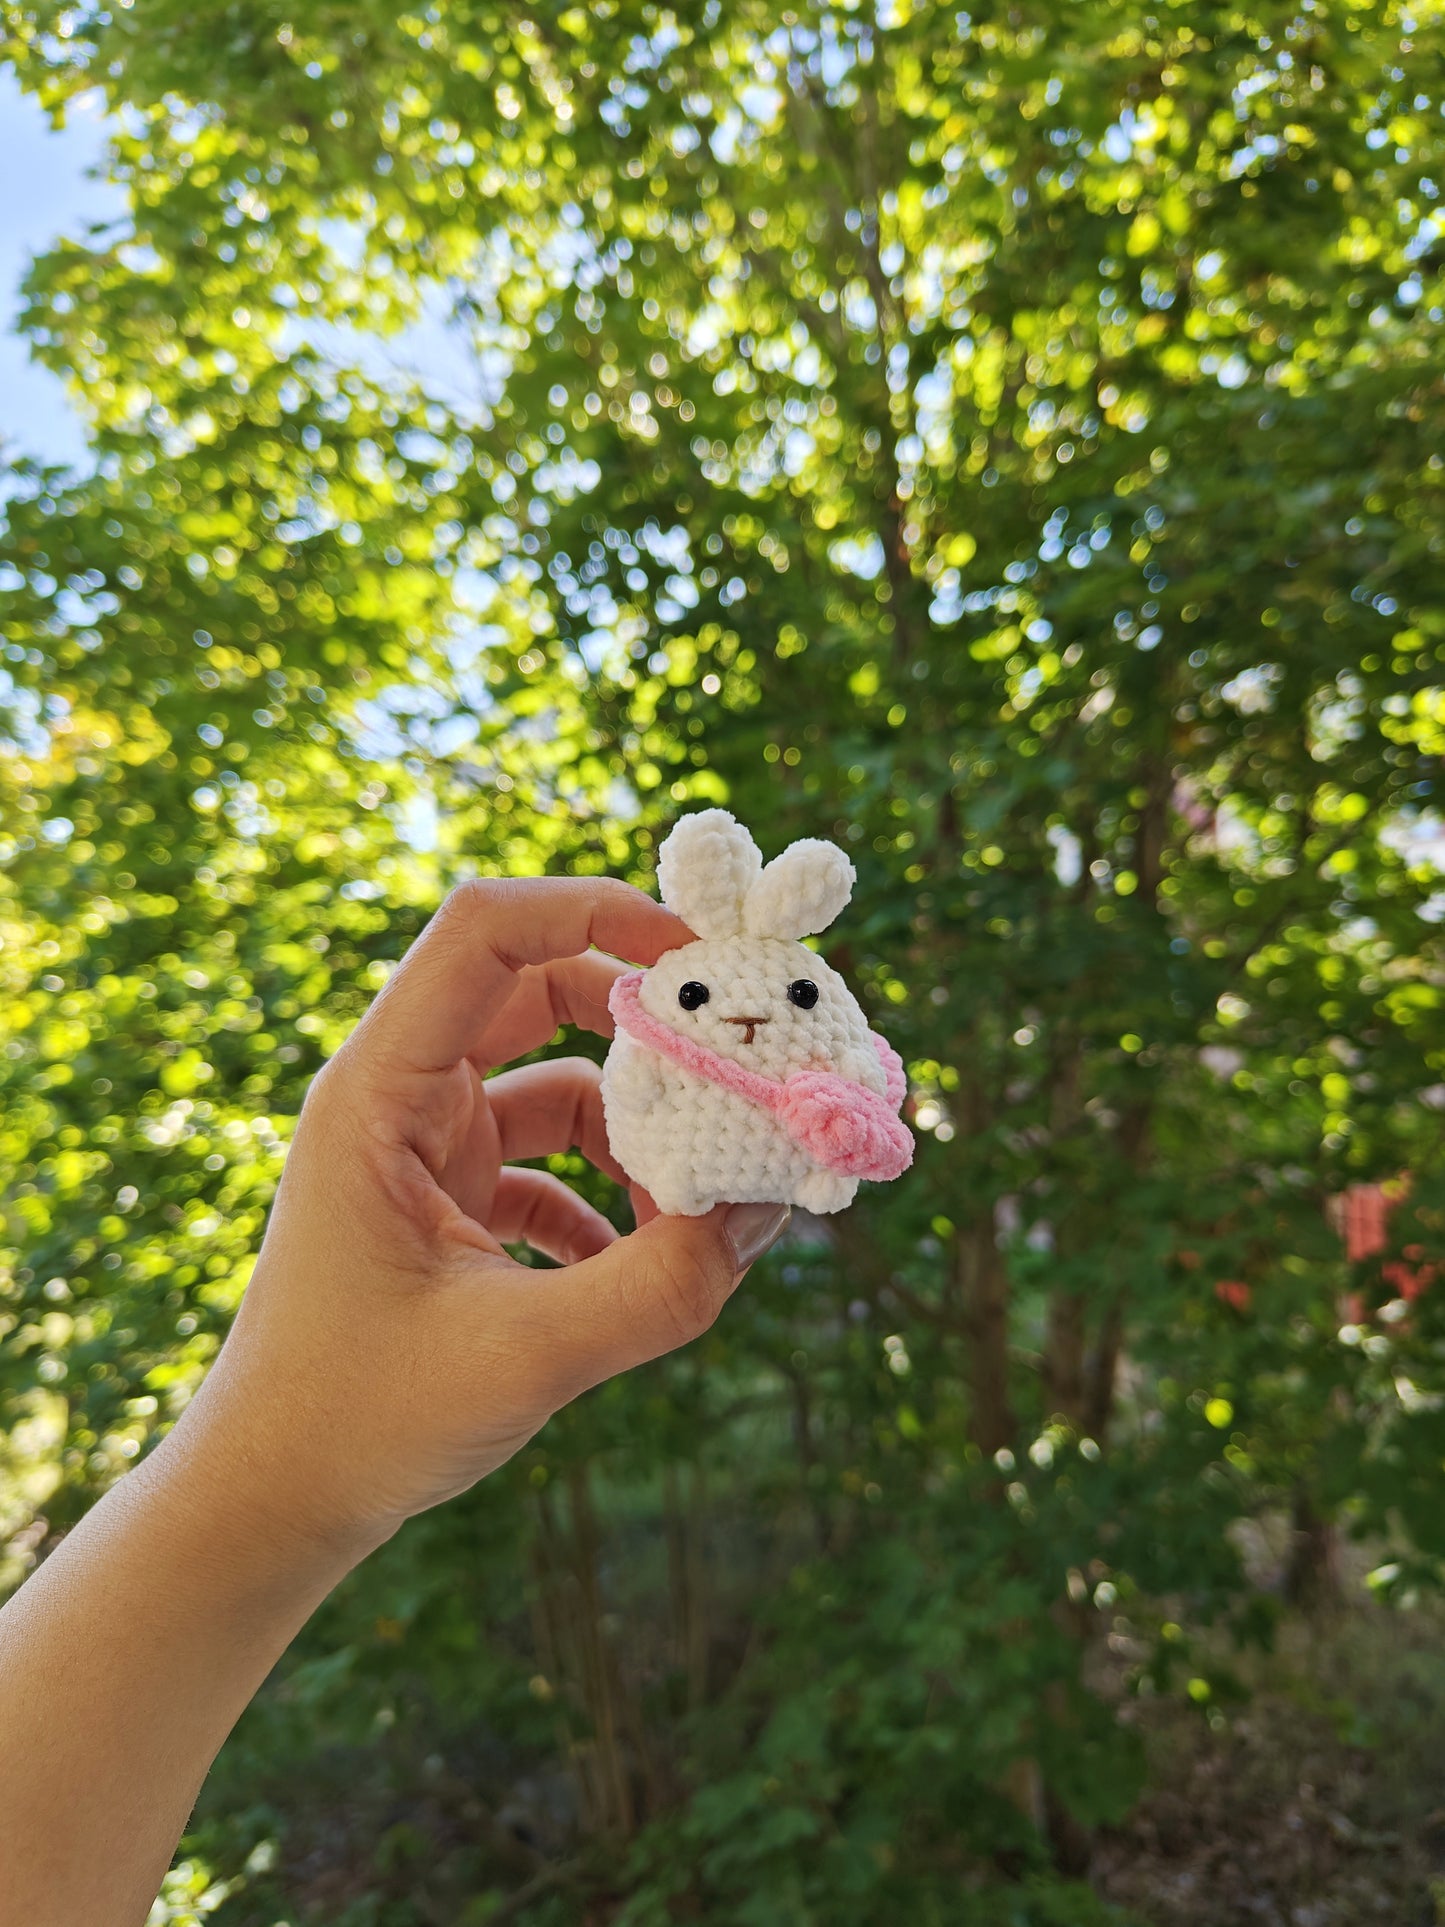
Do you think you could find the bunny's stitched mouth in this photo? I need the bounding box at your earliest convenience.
[724,1016,769,1044]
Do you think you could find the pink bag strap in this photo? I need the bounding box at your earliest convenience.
[608,972,913,1183]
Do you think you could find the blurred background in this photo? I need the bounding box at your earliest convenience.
[4,3,1445,1921]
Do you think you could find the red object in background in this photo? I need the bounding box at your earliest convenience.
[1334,1177,1434,1310]
[1191,1180,1431,1325]
[1342,1184,1391,1263]
[1383,1258,1438,1302]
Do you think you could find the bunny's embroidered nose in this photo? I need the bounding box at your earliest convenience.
[724,1015,769,1044]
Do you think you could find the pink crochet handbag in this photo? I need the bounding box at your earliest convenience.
[610,972,913,1183]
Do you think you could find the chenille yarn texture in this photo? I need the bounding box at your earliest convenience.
[600,810,913,1217]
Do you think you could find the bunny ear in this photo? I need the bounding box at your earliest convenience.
[655,809,763,938]
[743,838,855,939]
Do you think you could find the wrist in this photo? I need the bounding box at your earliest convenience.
[138,1383,390,1602]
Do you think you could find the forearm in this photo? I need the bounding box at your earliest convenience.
[0,1408,363,1927]
[0,879,757,1924]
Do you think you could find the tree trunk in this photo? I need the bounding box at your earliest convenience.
[1044,1291,1085,1422]
[1284,1483,1341,1612]
[1083,1292,1127,1446]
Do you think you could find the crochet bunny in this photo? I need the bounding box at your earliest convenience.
[601,810,913,1217]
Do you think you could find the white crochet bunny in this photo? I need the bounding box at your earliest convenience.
[601,810,913,1217]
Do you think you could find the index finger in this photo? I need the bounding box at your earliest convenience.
[354,876,692,1073]
[469,950,627,1071]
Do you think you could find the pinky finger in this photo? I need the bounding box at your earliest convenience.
[491,1167,620,1266]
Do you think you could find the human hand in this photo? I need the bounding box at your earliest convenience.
[170,878,790,1563]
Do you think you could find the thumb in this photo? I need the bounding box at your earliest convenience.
[538,1201,791,1393]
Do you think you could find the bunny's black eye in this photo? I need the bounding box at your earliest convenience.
[788,979,819,1010]
[678,981,710,1010]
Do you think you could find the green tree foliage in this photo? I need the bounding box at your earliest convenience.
[3,0,1445,1916]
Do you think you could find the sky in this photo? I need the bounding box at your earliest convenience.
[0,70,119,468]
[0,67,491,473]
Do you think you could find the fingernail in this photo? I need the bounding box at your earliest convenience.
[724,1201,791,1274]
